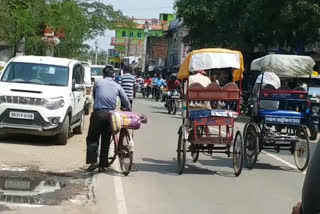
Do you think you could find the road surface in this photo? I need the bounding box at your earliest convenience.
[0,96,316,214]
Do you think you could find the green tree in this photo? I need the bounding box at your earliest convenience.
[175,0,320,52]
[0,0,128,58]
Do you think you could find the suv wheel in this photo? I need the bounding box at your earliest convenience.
[84,106,90,115]
[55,115,70,145]
[73,112,84,135]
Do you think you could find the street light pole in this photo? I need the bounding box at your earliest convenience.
[141,21,150,74]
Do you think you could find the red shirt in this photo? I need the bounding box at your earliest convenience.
[144,78,152,85]
[167,80,181,91]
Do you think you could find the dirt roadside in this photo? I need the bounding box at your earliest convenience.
[0,116,90,172]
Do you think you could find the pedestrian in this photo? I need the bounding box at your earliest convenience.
[189,70,211,109]
[121,66,136,106]
[292,140,320,214]
[151,73,157,98]
[86,66,131,173]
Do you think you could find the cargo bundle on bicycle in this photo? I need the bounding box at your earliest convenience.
[177,48,245,176]
[244,54,315,171]
[108,111,147,175]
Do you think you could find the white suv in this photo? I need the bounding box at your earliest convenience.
[0,56,86,145]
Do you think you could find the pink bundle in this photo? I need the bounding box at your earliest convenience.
[109,111,147,134]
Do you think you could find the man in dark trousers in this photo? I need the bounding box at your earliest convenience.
[86,66,131,172]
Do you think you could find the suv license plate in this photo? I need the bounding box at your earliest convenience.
[5,178,30,190]
[9,112,34,120]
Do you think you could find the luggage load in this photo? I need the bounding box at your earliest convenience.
[109,111,147,134]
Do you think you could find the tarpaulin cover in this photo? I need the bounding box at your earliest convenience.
[251,54,315,77]
[178,48,244,81]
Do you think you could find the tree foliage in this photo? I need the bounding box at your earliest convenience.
[175,0,320,52]
[0,0,127,58]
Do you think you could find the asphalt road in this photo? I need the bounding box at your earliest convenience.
[0,95,317,214]
[97,96,314,214]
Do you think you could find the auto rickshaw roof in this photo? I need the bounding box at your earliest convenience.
[250,54,315,77]
[177,48,244,81]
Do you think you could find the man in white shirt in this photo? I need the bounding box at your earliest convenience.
[188,70,212,109]
[189,70,211,87]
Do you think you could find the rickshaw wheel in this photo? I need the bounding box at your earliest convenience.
[177,132,186,174]
[294,126,310,172]
[244,123,259,170]
[233,130,243,177]
[191,145,199,163]
[309,124,318,141]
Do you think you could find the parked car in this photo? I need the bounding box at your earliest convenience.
[0,56,86,145]
[81,62,92,115]
[90,64,113,83]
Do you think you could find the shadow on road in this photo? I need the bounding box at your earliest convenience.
[151,111,169,115]
[134,158,237,177]
[252,162,300,173]
[0,133,78,146]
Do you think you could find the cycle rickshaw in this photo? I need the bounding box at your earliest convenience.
[244,54,314,171]
[176,48,244,176]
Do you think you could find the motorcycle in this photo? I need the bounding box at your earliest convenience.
[166,90,180,114]
[154,86,162,102]
[142,84,151,98]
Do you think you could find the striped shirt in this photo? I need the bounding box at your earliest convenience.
[121,73,135,100]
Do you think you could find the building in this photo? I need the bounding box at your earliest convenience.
[111,13,176,58]
[108,48,121,68]
[166,18,190,74]
[146,36,168,73]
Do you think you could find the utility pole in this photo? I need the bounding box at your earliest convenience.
[95,40,98,65]
[141,21,150,74]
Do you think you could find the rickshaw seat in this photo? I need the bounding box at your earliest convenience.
[189,109,239,120]
[259,110,303,118]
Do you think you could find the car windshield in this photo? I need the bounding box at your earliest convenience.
[1,62,69,86]
[91,67,103,76]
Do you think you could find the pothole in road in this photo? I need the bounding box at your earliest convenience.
[0,170,87,208]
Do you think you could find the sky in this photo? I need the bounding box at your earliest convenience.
[87,0,176,51]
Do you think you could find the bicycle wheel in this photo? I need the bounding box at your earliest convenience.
[118,129,133,176]
[177,131,186,174]
[108,135,118,166]
[294,126,310,172]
